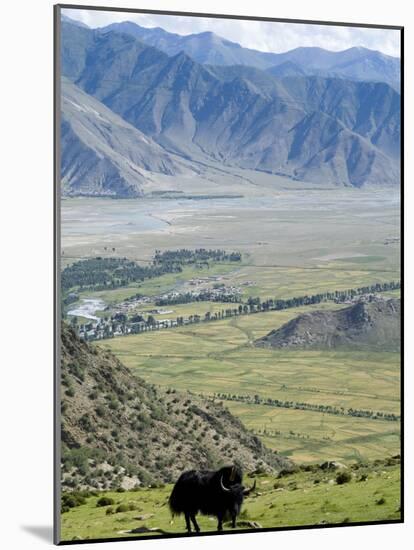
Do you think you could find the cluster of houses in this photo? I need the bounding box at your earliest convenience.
[77,311,207,341]
[154,284,242,306]
[74,283,250,341]
[71,274,251,341]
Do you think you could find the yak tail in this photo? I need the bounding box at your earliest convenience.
[168,484,183,517]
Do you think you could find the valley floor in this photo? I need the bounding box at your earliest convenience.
[61,183,401,477]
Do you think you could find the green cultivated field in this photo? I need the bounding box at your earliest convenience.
[235,265,399,301]
[61,459,401,541]
[228,404,399,463]
[101,304,400,464]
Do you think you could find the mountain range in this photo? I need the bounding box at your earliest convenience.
[60,17,401,197]
[102,21,400,90]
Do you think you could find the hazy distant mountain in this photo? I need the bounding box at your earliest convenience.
[60,20,401,188]
[61,78,192,197]
[101,22,280,68]
[267,46,400,90]
[255,298,400,351]
[61,14,90,28]
[100,21,400,89]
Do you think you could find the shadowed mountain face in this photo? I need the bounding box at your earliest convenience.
[255,298,400,351]
[61,324,292,490]
[61,21,96,80]
[61,78,194,197]
[101,22,400,90]
[60,20,401,192]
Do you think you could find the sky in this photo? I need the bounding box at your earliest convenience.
[62,8,400,58]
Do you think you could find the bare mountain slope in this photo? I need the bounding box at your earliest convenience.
[255,298,400,351]
[61,78,197,197]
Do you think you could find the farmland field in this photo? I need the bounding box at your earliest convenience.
[100,302,400,464]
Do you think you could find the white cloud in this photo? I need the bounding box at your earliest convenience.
[62,8,400,57]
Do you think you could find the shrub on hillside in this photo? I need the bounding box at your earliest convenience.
[116,502,136,513]
[61,491,87,513]
[336,471,352,485]
[96,496,115,507]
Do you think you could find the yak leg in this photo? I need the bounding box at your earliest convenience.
[190,513,200,532]
[231,513,237,528]
[217,512,224,532]
[185,512,192,533]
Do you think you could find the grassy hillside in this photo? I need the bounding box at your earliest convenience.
[61,456,401,542]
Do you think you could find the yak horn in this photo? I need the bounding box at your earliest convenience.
[243,479,256,496]
[220,476,231,492]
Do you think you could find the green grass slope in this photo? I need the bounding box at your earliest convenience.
[61,457,401,542]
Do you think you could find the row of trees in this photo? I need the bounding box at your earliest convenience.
[155,289,241,306]
[245,281,401,314]
[150,280,401,328]
[214,392,400,422]
[75,280,400,340]
[61,257,182,292]
[153,248,241,266]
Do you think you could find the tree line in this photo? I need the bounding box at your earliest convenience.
[153,248,241,266]
[61,257,181,292]
[153,280,400,316]
[74,280,400,340]
[155,289,241,306]
[244,281,400,314]
[146,280,401,329]
[214,392,400,422]
[62,249,242,293]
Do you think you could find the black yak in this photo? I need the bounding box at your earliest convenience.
[169,465,256,532]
